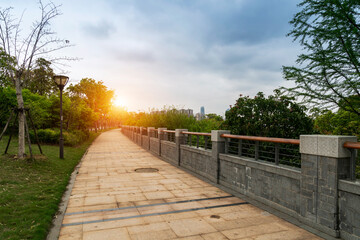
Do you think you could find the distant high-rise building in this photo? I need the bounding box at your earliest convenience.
[200,106,205,119]
[195,113,201,121]
[179,109,194,117]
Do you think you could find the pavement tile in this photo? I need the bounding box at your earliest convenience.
[137,204,174,215]
[130,229,177,240]
[116,193,147,202]
[221,222,287,239]
[62,212,104,225]
[84,195,116,206]
[127,222,171,235]
[58,232,82,240]
[168,218,217,237]
[162,211,199,221]
[177,236,204,240]
[201,232,229,240]
[253,230,322,240]
[171,201,204,211]
[59,225,82,236]
[65,206,84,213]
[141,215,165,224]
[83,217,145,232]
[134,199,166,206]
[144,190,175,200]
[102,207,140,220]
[139,184,167,192]
[83,227,130,240]
[218,209,262,220]
[81,203,118,212]
[66,197,85,208]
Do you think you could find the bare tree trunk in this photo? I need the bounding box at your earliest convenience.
[15,78,25,158]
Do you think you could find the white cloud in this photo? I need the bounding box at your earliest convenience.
[1,0,302,115]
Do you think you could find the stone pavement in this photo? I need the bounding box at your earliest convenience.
[59,129,323,240]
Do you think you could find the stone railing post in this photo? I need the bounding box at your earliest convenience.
[299,135,357,237]
[147,127,155,150]
[139,127,143,146]
[137,127,141,145]
[175,129,187,166]
[211,130,230,184]
[131,126,135,141]
[134,126,138,144]
[158,128,167,156]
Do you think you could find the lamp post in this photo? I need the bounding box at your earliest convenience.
[53,75,69,159]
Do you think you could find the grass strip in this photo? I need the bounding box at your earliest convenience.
[0,132,100,240]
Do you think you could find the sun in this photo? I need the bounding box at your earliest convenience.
[114,96,127,107]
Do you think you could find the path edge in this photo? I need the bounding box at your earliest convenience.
[46,134,98,240]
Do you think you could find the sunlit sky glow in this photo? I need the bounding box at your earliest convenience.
[2,0,301,115]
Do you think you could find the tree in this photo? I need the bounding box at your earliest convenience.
[315,96,360,136]
[0,48,15,87]
[68,78,114,131]
[223,92,313,138]
[0,2,71,158]
[24,58,56,96]
[282,0,360,116]
[206,113,224,121]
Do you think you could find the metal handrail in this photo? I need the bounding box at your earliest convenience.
[220,134,300,145]
[182,131,211,137]
[344,141,360,149]
[162,130,176,133]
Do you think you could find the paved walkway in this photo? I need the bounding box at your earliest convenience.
[59,129,322,240]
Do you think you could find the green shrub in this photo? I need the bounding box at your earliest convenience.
[36,129,59,144]
[30,129,90,146]
[63,130,89,146]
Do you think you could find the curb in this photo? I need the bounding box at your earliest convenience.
[46,136,97,240]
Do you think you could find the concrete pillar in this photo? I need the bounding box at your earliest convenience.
[139,127,143,146]
[137,127,141,144]
[131,126,135,141]
[299,135,357,237]
[158,128,167,156]
[211,130,230,184]
[175,129,187,166]
[147,127,155,150]
[134,127,138,144]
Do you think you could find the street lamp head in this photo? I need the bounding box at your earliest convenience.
[53,75,69,90]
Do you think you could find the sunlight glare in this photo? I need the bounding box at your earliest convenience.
[114,96,127,107]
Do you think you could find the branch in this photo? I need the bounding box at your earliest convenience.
[13,10,25,62]
[338,35,360,76]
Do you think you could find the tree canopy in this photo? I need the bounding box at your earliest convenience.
[68,78,114,131]
[23,58,56,96]
[0,48,15,87]
[282,0,360,116]
[223,92,314,138]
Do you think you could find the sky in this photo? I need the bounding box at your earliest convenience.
[2,0,302,115]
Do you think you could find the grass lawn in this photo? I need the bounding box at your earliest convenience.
[0,132,99,240]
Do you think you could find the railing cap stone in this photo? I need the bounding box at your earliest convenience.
[300,135,357,158]
[211,130,231,142]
